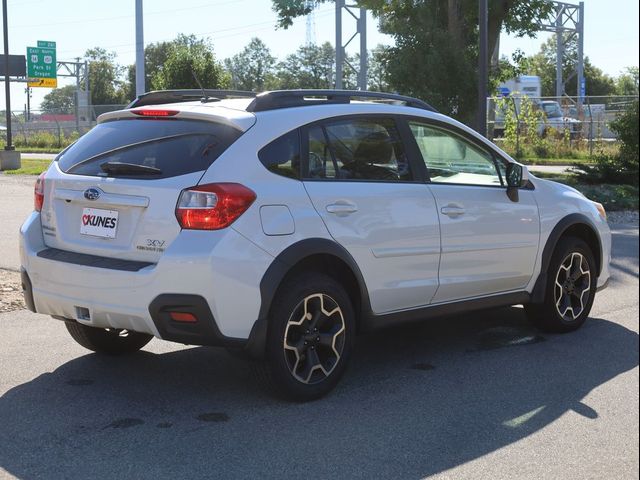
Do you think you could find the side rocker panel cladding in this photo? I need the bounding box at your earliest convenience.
[530,213,602,303]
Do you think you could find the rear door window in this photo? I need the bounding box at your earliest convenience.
[58,119,242,179]
[304,117,413,182]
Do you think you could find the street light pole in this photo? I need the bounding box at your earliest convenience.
[135,0,145,97]
[2,0,13,150]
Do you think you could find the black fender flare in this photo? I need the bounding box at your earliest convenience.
[530,213,602,303]
[244,238,371,359]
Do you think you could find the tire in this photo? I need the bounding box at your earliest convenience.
[525,237,597,333]
[254,272,356,401]
[65,321,153,354]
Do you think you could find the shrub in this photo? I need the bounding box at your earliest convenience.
[575,100,639,186]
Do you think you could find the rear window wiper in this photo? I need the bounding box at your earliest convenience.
[100,161,162,175]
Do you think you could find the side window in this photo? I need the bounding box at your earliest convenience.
[409,122,502,186]
[305,118,413,182]
[258,130,301,179]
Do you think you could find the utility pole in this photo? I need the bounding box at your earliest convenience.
[358,8,367,90]
[135,0,145,97]
[576,1,584,107]
[2,0,13,150]
[535,2,584,103]
[25,86,30,121]
[555,3,564,98]
[477,0,488,135]
[334,1,367,90]
[335,0,343,89]
[75,57,80,133]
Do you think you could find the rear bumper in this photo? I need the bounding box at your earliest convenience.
[19,211,274,347]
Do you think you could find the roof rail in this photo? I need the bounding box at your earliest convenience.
[127,89,257,109]
[245,89,438,113]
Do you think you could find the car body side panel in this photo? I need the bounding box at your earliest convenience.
[429,186,540,303]
[524,176,611,293]
[304,181,441,313]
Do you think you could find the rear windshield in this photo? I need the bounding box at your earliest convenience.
[58,119,242,179]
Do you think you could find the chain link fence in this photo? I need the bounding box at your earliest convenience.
[486,95,638,157]
[1,105,127,150]
[3,95,638,153]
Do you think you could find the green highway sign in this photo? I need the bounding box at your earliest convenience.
[37,40,56,49]
[27,40,57,88]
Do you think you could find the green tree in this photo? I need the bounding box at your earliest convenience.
[367,45,390,92]
[270,42,335,89]
[272,0,553,125]
[150,35,229,90]
[224,38,276,91]
[85,47,125,105]
[615,67,639,96]
[40,85,76,114]
[123,38,192,101]
[520,36,616,97]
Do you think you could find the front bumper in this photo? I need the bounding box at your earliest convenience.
[19,211,274,343]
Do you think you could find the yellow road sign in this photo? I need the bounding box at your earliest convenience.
[28,77,57,88]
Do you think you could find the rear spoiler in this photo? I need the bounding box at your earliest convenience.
[127,90,256,109]
[98,106,256,132]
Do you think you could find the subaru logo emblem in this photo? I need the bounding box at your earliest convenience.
[84,188,101,201]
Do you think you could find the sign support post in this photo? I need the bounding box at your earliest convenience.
[0,0,20,170]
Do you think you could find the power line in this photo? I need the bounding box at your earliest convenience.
[54,7,334,59]
[9,0,251,29]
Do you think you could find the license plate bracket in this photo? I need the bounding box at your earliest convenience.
[80,208,119,238]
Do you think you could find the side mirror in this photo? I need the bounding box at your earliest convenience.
[505,163,526,202]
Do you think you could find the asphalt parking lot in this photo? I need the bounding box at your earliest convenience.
[0,174,638,479]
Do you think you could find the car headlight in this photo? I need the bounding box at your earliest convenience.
[593,201,607,221]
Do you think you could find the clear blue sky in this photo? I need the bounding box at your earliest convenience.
[2,0,638,110]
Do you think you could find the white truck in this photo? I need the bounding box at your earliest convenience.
[498,75,542,99]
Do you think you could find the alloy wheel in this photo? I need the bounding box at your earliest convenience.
[283,293,346,384]
[554,252,591,321]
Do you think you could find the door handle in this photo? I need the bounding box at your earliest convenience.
[326,202,358,216]
[440,205,465,217]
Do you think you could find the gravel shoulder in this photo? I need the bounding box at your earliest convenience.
[0,270,23,313]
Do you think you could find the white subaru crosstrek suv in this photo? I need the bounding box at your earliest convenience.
[20,89,611,401]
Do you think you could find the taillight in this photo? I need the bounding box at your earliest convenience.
[34,172,45,212]
[175,183,256,230]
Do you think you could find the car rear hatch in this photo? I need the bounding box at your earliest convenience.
[39,104,254,263]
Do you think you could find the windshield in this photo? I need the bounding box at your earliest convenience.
[58,118,242,179]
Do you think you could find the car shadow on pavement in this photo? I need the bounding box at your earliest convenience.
[0,306,637,480]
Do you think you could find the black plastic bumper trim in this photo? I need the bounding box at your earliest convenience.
[20,268,36,313]
[37,248,154,272]
[149,294,246,348]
